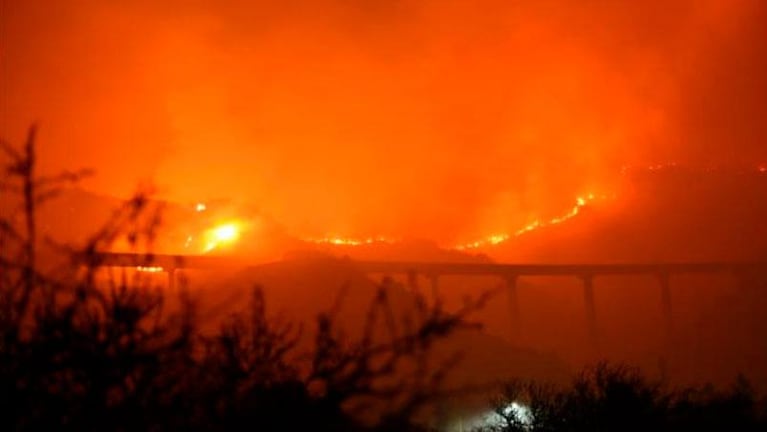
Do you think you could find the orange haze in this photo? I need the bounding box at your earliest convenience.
[2,0,767,244]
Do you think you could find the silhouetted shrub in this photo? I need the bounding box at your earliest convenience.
[484,362,766,432]
[1,127,479,431]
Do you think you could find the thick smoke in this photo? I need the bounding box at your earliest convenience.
[2,0,766,243]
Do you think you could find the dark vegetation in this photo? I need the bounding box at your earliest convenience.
[1,127,489,431]
[1,127,765,431]
[483,363,766,432]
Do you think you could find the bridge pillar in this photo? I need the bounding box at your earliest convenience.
[505,274,521,344]
[733,268,762,294]
[407,269,419,294]
[167,266,176,291]
[657,272,673,344]
[428,274,440,303]
[580,274,599,352]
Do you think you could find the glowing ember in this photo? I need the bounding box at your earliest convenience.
[624,162,767,175]
[456,233,511,250]
[514,220,543,236]
[136,266,164,273]
[195,202,207,212]
[307,236,395,246]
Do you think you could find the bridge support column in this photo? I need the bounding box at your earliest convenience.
[657,272,673,344]
[734,269,761,294]
[505,275,521,344]
[428,274,440,303]
[167,266,176,291]
[407,269,419,294]
[580,274,599,352]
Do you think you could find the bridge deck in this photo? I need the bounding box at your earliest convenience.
[79,252,766,352]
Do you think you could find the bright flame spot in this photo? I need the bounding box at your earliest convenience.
[487,234,510,244]
[203,222,241,252]
[213,224,238,241]
[195,202,207,212]
[136,266,164,273]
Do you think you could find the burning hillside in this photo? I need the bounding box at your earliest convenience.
[27,161,767,266]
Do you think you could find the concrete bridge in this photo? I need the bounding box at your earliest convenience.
[81,252,767,350]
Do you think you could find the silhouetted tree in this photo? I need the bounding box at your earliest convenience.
[1,127,482,431]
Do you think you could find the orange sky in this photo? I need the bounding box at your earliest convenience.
[2,0,766,243]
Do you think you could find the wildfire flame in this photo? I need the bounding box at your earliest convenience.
[302,193,611,252]
[306,236,396,246]
[136,266,164,273]
[202,222,242,252]
[455,193,608,250]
